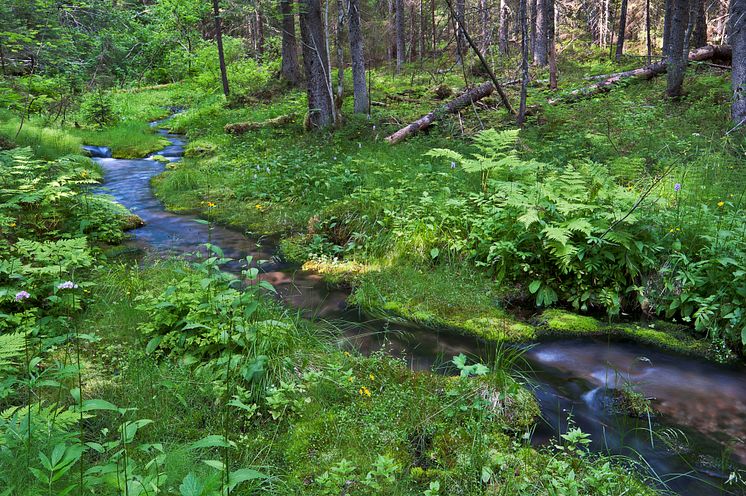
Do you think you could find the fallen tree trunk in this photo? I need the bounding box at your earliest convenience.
[549,44,731,104]
[385,81,495,144]
[224,114,296,134]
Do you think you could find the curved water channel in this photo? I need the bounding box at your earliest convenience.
[86,116,746,495]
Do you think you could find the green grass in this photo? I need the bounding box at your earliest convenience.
[68,258,657,496]
[71,120,170,158]
[0,113,83,159]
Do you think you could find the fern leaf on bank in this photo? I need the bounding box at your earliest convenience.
[0,333,25,369]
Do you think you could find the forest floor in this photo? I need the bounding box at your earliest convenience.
[118,53,742,362]
[3,48,745,495]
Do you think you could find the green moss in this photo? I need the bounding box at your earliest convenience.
[540,309,603,334]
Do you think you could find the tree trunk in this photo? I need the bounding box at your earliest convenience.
[336,0,346,104]
[396,0,406,72]
[432,0,437,53]
[420,0,427,58]
[615,0,628,60]
[663,0,673,56]
[549,44,731,104]
[547,0,557,88]
[212,0,230,97]
[299,0,335,128]
[480,0,492,51]
[498,0,509,54]
[256,9,266,59]
[691,0,706,47]
[732,0,746,127]
[646,0,652,63]
[384,81,495,143]
[534,0,547,65]
[281,0,300,85]
[529,0,537,57]
[666,0,690,97]
[518,0,529,125]
[348,0,369,113]
[455,0,466,63]
[410,2,419,60]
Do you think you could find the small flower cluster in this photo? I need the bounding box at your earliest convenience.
[57,281,78,290]
[15,291,31,302]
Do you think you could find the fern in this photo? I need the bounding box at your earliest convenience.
[428,128,525,191]
[0,333,24,369]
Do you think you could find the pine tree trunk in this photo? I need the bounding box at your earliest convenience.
[732,0,746,127]
[480,0,492,51]
[518,0,529,125]
[212,0,230,97]
[396,0,406,71]
[529,0,537,57]
[256,9,266,60]
[663,0,673,56]
[299,0,335,128]
[455,0,466,63]
[420,0,427,58]
[498,0,509,54]
[666,0,690,97]
[615,0,628,60]
[281,0,300,85]
[348,0,369,113]
[411,2,419,60]
[534,0,547,65]
[336,0,346,103]
[691,0,707,47]
[547,0,557,88]
[646,0,652,62]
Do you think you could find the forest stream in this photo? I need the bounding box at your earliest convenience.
[85,116,746,496]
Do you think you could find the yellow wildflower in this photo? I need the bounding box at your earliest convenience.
[343,351,350,357]
[717,201,725,208]
[255,204,264,211]
[369,373,375,381]
[358,386,371,397]
[9,222,16,228]
[207,202,216,208]
[347,376,354,382]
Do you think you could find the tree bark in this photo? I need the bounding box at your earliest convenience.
[410,2,419,60]
[615,0,628,61]
[731,0,746,127]
[281,0,300,85]
[336,0,346,104]
[534,0,547,65]
[256,9,266,60]
[547,0,557,88]
[663,0,673,56]
[212,0,230,97]
[299,0,335,128]
[549,44,731,104]
[518,0,529,125]
[396,0,406,72]
[480,0,492,51]
[455,0,466,63]
[667,0,690,97]
[691,0,707,47]
[646,0,652,63]
[498,0,509,54]
[529,0,537,57]
[384,81,495,143]
[348,0,369,113]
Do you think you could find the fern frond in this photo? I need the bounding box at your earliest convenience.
[0,333,25,369]
[542,226,572,246]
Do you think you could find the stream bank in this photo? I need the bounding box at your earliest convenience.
[88,117,746,495]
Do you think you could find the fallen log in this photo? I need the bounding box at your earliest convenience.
[384,81,495,144]
[224,114,296,134]
[548,44,731,104]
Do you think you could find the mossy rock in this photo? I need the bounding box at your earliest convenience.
[121,214,145,231]
[150,154,171,163]
[539,309,602,334]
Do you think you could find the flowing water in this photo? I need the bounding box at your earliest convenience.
[87,117,746,495]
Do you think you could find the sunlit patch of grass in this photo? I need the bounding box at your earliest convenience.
[0,114,82,159]
[71,120,169,158]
